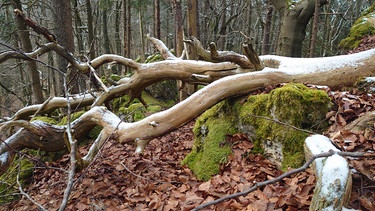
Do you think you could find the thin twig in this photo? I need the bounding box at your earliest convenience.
[245,113,316,134]
[120,161,148,180]
[58,77,75,211]
[192,150,367,211]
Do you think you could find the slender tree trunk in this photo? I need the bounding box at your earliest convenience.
[154,0,161,39]
[12,0,44,104]
[115,1,122,74]
[170,0,184,57]
[138,10,145,62]
[262,1,273,55]
[52,0,79,94]
[73,0,84,54]
[181,0,200,101]
[86,0,95,60]
[309,0,320,58]
[218,1,227,50]
[102,9,111,54]
[123,0,131,59]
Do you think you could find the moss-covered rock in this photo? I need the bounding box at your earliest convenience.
[339,3,375,50]
[182,101,237,181]
[115,92,174,122]
[57,110,86,126]
[240,83,331,170]
[183,83,331,180]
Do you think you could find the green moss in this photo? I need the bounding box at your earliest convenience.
[58,110,86,126]
[115,92,175,122]
[145,53,163,63]
[88,126,103,139]
[239,83,331,170]
[182,102,237,181]
[0,154,35,205]
[339,11,375,49]
[30,116,58,125]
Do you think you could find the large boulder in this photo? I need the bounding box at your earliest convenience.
[183,83,332,180]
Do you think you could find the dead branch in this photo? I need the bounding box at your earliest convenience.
[14,9,56,42]
[184,36,255,69]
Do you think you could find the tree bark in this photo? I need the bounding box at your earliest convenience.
[86,0,95,60]
[52,0,79,94]
[271,0,328,57]
[170,0,184,57]
[262,1,273,55]
[154,0,161,39]
[309,0,320,58]
[13,1,44,104]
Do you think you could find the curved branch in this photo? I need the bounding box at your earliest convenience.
[147,34,177,60]
[184,36,255,69]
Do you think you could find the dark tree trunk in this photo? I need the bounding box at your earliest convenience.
[309,0,320,58]
[154,0,161,39]
[262,1,273,55]
[86,0,95,60]
[13,0,44,104]
[52,0,79,94]
[170,0,184,57]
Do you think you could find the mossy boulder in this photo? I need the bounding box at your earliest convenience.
[183,83,331,180]
[240,83,331,170]
[182,101,237,181]
[339,3,375,50]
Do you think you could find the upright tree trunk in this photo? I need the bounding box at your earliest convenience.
[13,0,44,104]
[115,1,122,74]
[154,0,161,39]
[170,0,184,57]
[181,0,200,101]
[73,0,84,54]
[123,0,131,59]
[102,9,111,54]
[217,1,227,50]
[86,0,95,60]
[262,1,273,55]
[309,0,320,57]
[271,0,327,57]
[52,0,79,94]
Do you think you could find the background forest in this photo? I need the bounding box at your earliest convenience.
[0,0,374,116]
[1,0,375,210]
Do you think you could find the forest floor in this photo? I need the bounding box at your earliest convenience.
[1,85,375,211]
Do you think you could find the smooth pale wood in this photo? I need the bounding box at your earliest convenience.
[304,136,352,211]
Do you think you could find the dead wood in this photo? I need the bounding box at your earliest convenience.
[1,36,375,178]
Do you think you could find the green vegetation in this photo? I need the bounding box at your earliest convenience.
[240,83,331,170]
[0,154,35,205]
[115,92,174,122]
[182,101,237,181]
[183,83,332,180]
[339,3,375,50]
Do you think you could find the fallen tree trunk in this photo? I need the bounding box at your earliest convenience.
[0,35,375,176]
